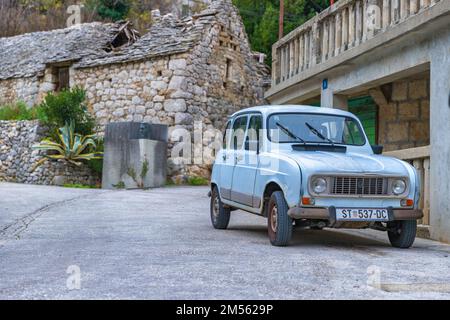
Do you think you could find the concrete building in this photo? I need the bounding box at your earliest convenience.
[266,0,450,242]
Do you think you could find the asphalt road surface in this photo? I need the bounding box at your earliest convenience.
[1,182,450,299]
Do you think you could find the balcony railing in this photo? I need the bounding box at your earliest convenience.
[272,0,442,87]
[384,146,430,225]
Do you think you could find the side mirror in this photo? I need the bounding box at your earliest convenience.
[371,145,384,155]
[245,139,260,154]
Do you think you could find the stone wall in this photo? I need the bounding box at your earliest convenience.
[0,0,269,183]
[0,120,98,185]
[0,77,40,107]
[377,75,430,151]
[72,3,269,181]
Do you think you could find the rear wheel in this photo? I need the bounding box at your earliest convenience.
[267,191,293,246]
[387,220,417,249]
[210,187,230,230]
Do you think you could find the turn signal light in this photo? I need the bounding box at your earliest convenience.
[302,197,315,205]
[401,199,414,207]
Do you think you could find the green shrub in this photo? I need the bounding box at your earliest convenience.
[187,176,209,186]
[0,102,38,120]
[37,87,95,137]
[31,121,103,170]
[87,137,104,175]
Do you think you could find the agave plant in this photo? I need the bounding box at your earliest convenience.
[32,121,103,170]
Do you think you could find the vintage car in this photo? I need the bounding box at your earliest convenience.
[209,105,423,248]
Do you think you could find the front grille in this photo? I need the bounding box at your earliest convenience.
[331,176,388,196]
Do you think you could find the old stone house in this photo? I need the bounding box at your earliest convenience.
[0,0,269,184]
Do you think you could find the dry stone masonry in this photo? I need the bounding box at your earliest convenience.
[0,0,270,184]
[0,121,98,185]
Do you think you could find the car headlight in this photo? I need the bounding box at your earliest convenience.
[312,177,327,194]
[392,179,406,195]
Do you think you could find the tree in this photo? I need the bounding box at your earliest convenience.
[233,0,330,65]
[87,0,130,21]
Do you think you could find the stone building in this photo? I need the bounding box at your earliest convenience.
[0,0,270,182]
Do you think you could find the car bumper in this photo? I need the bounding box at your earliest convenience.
[288,206,423,222]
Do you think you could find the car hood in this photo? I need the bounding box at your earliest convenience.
[284,150,410,176]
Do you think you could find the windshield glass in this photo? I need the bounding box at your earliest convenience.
[267,113,366,146]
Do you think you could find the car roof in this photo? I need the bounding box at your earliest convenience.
[230,105,356,119]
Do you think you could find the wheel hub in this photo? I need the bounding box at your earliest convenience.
[270,205,278,233]
[212,195,220,220]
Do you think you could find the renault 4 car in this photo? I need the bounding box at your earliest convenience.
[210,105,422,248]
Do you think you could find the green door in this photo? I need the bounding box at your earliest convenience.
[348,96,377,145]
[307,96,378,144]
[300,96,378,145]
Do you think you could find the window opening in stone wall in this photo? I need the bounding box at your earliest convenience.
[55,66,70,91]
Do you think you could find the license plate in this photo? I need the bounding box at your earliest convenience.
[336,208,389,221]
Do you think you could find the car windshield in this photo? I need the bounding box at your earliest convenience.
[267,113,366,146]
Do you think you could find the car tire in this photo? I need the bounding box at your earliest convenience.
[387,220,417,249]
[267,191,293,246]
[210,187,230,230]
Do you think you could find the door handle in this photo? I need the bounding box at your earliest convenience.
[222,154,227,161]
[235,154,243,162]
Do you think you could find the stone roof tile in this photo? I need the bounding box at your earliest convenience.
[0,23,120,80]
[0,5,222,80]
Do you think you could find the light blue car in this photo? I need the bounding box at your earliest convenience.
[210,105,423,248]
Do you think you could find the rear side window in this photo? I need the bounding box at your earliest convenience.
[231,116,248,150]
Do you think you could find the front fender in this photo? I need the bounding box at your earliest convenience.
[254,153,302,213]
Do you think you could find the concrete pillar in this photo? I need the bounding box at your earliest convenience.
[321,87,348,110]
[348,4,355,46]
[335,11,342,56]
[289,41,295,78]
[294,37,299,74]
[342,8,349,49]
[355,0,362,44]
[309,29,314,67]
[410,0,419,14]
[322,21,329,61]
[329,16,335,57]
[400,0,408,20]
[299,34,305,70]
[430,46,450,243]
[305,32,310,68]
[382,0,391,28]
[311,22,320,66]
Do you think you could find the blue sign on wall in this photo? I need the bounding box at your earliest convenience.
[322,79,328,90]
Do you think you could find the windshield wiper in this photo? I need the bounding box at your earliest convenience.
[305,122,335,145]
[276,122,306,144]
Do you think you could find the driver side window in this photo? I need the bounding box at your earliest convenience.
[231,116,248,150]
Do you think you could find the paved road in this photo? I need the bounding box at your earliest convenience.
[1,182,450,299]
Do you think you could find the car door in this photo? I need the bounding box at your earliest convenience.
[220,116,247,200]
[231,114,262,207]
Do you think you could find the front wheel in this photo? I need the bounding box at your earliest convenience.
[267,191,293,246]
[387,220,417,249]
[210,187,230,230]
